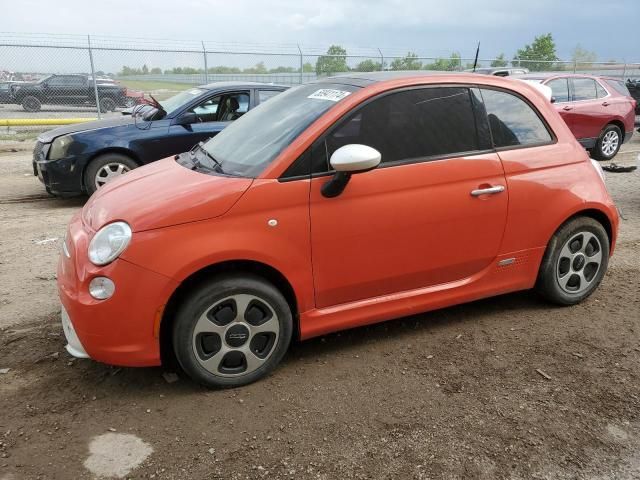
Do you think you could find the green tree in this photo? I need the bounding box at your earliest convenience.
[491,54,508,67]
[571,44,597,68]
[514,33,559,71]
[355,59,382,72]
[423,52,461,71]
[390,52,422,71]
[150,67,162,74]
[315,45,349,76]
[302,62,314,73]
[142,64,149,75]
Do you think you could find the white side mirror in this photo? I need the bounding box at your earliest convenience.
[329,144,381,173]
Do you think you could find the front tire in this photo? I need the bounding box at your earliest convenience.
[83,153,138,196]
[172,275,293,388]
[536,217,609,305]
[592,124,622,160]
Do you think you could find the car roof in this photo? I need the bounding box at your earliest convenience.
[200,81,288,90]
[513,72,610,81]
[316,71,461,88]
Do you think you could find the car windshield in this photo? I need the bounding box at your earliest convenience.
[37,75,52,84]
[201,83,359,177]
[160,88,207,115]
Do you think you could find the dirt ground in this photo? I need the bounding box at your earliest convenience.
[0,136,639,480]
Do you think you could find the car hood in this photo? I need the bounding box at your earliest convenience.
[37,116,137,143]
[82,157,253,232]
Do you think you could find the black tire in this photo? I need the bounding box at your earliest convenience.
[536,217,609,305]
[99,97,116,113]
[172,274,293,388]
[592,124,622,161]
[22,96,41,112]
[83,153,138,196]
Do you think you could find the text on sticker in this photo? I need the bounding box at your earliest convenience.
[307,89,352,102]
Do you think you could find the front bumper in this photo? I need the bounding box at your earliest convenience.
[61,304,89,358]
[32,141,86,196]
[57,213,179,367]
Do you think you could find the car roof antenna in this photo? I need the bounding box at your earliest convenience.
[472,42,480,73]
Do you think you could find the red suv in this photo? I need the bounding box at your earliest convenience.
[516,74,636,160]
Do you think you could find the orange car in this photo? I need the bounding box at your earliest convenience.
[58,72,619,387]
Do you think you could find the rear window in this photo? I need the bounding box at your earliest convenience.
[608,79,631,97]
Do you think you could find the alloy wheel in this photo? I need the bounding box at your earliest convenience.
[601,130,619,157]
[94,162,131,189]
[191,294,280,377]
[556,231,603,294]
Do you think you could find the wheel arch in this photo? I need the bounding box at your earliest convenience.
[81,148,142,191]
[606,119,626,141]
[545,207,614,257]
[159,259,299,368]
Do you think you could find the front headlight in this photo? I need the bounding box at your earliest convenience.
[49,135,73,160]
[88,222,132,266]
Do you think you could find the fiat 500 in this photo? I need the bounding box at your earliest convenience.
[58,72,618,387]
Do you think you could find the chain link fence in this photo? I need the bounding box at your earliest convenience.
[1,32,639,135]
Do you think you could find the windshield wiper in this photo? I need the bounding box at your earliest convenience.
[192,142,224,173]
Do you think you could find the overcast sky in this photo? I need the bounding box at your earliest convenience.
[1,0,638,61]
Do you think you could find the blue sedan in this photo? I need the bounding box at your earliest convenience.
[32,82,287,196]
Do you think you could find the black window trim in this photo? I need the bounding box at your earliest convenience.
[279,82,557,182]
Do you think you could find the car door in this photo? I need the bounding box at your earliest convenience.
[308,86,508,308]
[563,77,608,141]
[167,90,251,154]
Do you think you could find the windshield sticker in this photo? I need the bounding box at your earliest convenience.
[307,89,352,102]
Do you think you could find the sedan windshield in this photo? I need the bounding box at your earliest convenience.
[201,83,359,177]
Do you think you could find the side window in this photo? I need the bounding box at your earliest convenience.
[258,90,281,104]
[189,92,249,122]
[219,92,249,121]
[47,76,65,86]
[546,78,569,102]
[572,78,597,101]
[595,81,608,98]
[610,80,631,96]
[324,87,481,167]
[190,95,222,122]
[481,89,552,148]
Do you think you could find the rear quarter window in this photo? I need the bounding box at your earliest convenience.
[480,89,553,148]
[608,80,631,96]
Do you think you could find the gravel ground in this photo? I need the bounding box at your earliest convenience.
[0,137,639,480]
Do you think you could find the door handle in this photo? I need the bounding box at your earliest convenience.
[562,106,573,111]
[470,185,505,196]
[602,101,610,107]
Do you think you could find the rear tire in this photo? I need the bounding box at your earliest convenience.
[83,153,138,196]
[99,97,116,113]
[592,124,622,160]
[22,96,41,112]
[536,217,609,305]
[172,275,293,388]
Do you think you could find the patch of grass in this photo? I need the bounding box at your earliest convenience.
[116,79,195,93]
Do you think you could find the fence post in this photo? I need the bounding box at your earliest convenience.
[87,35,101,120]
[202,41,209,84]
[378,48,384,71]
[297,44,303,84]
[573,60,577,73]
[622,62,627,80]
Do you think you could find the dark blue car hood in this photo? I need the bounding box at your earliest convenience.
[37,116,138,143]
